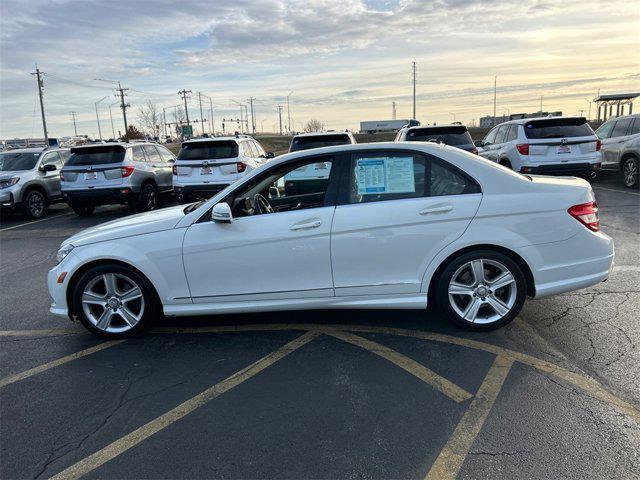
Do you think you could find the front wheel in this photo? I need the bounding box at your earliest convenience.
[435,250,527,331]
[22,190,48,219]
[622,157,638,189]
[72,264,158,338]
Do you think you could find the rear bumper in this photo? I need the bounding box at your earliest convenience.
[520,162,601,176]
[62,187,137,206]
[174,184,230,199]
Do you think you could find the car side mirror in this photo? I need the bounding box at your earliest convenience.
[40,164,57,172]
[264,152,275,159]
[474,140,485,148]
[212,202,233,223]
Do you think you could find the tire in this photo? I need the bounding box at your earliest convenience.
[499,159,513,170]
[71,203,95,216]
[72,264,158,338]
[435,250,527,331]
[621,157,639,189]
[22,189,48,219]
[138,183,158,211]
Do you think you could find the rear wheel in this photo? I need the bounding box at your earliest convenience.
[22,189,48,219]
[499,159,513,170]
[138,183,158,211]
[72,264,158,338]
[621,157,638,189]
[435,250,526,331]
[70,202,95,216]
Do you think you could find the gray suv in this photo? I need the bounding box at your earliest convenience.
[0,147,70,218]
[60,142,175,215]
[596,114,640,188]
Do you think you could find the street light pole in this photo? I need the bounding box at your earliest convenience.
[108,103,117,139]
[286,91,293,133]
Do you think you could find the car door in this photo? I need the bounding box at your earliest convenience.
[490,125,508,162]
[478,127,498,161]
[181,154,340,302]
[39,151,63,199]
[330,149,482,295]
[606,118,634,167]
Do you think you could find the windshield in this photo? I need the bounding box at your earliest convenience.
[0,152,40,171]
[66,146,126,166]
[405,127,473,146]
[290,134,351,152]
[178,141,238,160]
[524,118,594,139]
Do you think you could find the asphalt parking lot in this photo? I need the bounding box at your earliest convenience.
[1,171,638,480]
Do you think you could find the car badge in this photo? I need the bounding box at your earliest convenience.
[202,161,209,167]
[560,139,568,146]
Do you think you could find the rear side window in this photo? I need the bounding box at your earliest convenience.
[178,141,239,160]
[494,125,508,144]
[430,160,479,196]
[405,126,473,146]
[142,145,162,163]
[131,146,146,162]
[290,134,351,152]
[630,118,640,135]
[611,118,633,138]
[524,118,594,139]
[66,146,126,166]
[505,125,518,142]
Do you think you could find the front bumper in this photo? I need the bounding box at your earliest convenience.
[47,254,77,318]
[62,187,137,206]
[520,162,600,176]
[0,184,22,207]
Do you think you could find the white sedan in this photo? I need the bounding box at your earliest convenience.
[48,142,614,337]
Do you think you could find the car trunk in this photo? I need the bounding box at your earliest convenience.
[176,141,240,183]
[63,145,126,187]
[524,118,598,163]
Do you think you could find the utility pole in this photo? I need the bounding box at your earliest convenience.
[198,92,205,135]
[94,96,108,141]
[276,105,284,135]
[209,98,214,135]
[95,79,129,134]
[412,61,417,121]
[178,89,192,126]
[31,67,49,145]
[248,97,256,134]
[493,75,497,126]
[108,104,116,139]
[392,101,397,120]
[162,107,168,138]
[539,95,543,113]
[286,91,293,133]
[70,112,78,136]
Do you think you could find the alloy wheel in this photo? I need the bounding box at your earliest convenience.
[447,259,517,324]
[623,159,638,188]
[144,185,157,210]
[81,273,145,333]
[28,192,45,218]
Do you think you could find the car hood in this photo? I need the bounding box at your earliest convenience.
[0,170,27,179]
[63,204,187,247]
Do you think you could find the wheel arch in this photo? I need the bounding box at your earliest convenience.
[20,182,48,202]
[426,243,536,305]
[65,258,162,318]
[620,150,638,165]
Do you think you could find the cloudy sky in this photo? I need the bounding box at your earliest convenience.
[1,0,638,139]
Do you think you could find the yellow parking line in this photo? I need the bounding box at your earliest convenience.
[0,340,126,388]
[0,328,84,338]
[49,331,319,480]
[425,356,513,480]
[327,330,472,403]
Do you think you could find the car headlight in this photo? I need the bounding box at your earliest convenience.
[0,177,20,189]
[56,244,74,264]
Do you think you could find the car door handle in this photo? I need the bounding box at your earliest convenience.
[290,219,322,230]
[419,204,453,215]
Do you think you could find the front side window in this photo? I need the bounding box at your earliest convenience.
[483,127,498,145]
[41,152,61,166]
[229,157,334,218]
[348,152,426,204]
[157,146,175,162]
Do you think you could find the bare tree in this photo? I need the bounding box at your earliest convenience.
[137,100,161,137]
[303,119,324,133]
[173,105,186,136]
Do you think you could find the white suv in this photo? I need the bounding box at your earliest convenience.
[173,136,274,202]
[477,117,601,177]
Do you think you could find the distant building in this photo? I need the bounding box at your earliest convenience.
[359,119,414,133]
[479,111,563,128]
[594,92,639,122]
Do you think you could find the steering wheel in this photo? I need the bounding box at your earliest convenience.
[253,193,274,214]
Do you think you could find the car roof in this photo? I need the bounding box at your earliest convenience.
[1,147,45,153]
[292,131,353,138]
[405,124,469,131]
[69,142,153,150]
[502,116,587,125]
[604,113,640,121]
[182,136,249,145]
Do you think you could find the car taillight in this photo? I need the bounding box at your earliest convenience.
[471,148,478,155]
[236,162,246,173]
[172,164,178,175]
[595,139,601,151]
[516,144,529,155]
[59,172,65,181]
[568,201,599,232]
[121,166,135,178]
